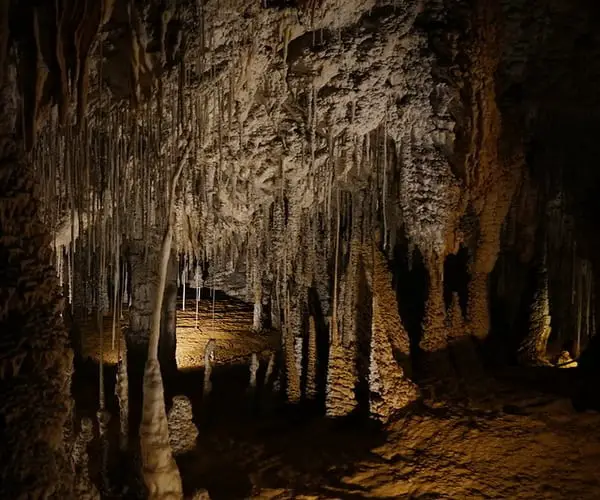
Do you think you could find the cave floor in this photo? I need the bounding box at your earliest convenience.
[75,300,600,500]
[177,380,600,500]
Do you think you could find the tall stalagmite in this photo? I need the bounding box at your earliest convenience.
[519,260,552,365]
[369,240,418,422]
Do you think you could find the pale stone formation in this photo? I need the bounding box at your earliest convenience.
[168,395,198,456]
[116,355,129,451]
[284,302,302,404]
[420,256,456,385]
[519,264,552,366]
[203,339,216,399]
[368,244,418,423]
[305,315,318,401]
[139,359,183,499]
[248,353,259,394]
[326,322,358,418]
[72,417,100,500]
[294,336,304,394]
[263,351,275,389]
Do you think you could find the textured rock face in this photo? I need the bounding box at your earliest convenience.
[72,418,100,500]
[168,395,198,456]
[518,263,552,366]
[0,62,74,498]
[326,334,358,418]
[369,242,417,422]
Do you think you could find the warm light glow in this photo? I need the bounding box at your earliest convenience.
[80,300,276,369]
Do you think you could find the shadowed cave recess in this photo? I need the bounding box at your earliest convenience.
[1,0,600,498]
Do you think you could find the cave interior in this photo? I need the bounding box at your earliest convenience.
[1,0,600,498]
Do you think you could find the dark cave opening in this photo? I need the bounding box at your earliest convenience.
[443,245,470,317]
[391,235,428,354]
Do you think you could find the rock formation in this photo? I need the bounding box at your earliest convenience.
[72,418,100,500]
[368,240,418,423]
[203,339,217,400]
[168,395,198,456]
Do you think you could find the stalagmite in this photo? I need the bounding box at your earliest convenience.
[203,339,216,399]
[420,255,455,388]
[168,395,198,455]
[248,353,259,395]
[71,418,100,500]
[116,351,129,452]
[519,260,552,366]
[263,351,275,390]
[182,256,187,311]
[306,315,318,401]
[195,263,200,330]
[368,238,417,423]
[139,135,192,499]
[284,291,302,404]
[326,322,358,418]
[326,192,358,418]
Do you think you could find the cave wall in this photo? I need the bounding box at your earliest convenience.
[0,59,74,498]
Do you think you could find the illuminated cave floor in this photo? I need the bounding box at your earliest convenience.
[76,295,279,368]
[73,303,600,499]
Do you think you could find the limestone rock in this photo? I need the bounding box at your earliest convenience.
[168,395,198,456]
